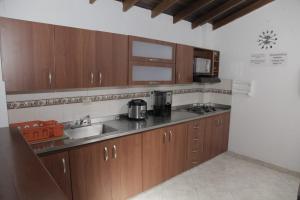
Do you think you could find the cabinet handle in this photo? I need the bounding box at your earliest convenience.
[169,130,173,142]
[178,73,181,80]
[193,138,200,141]
[149,81,159,85]
[90,72,94,84]
[104,147,109,161]
[48,72,52,87]
[99,72,102,86]
[220,119,223,125]
[193,126,200,129]
[163,132,167,144]
[62,158,66,174]
[112,145,117,159]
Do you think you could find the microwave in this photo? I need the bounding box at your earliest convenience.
[193,57,212,75]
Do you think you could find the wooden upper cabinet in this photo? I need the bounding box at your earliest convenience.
[0,17,54,92]
[129,36,176,64]
[96,32,128,87]
[54,26,86,89]
[40,151,72,200]
[175,44,194,84]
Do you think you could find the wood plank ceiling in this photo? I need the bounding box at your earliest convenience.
[90,0,274,30]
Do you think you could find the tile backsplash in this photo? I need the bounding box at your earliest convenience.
[7,80,232,123]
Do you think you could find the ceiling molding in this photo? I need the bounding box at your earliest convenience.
[123,0,141,12]
[173,0,214,24]
[213,0,274,30]
[192,0,245,29]
[151,0,178,18]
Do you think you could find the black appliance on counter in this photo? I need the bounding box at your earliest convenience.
[153,91,172,116]
[127,99,147,120]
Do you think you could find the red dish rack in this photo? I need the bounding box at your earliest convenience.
[10,120,64,143]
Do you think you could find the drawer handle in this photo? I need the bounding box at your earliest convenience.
[104,147,109,161]
[112,145,117,159]
[192,161,199,165]
[62,158,66,174]
[193,138,200,141]
[193,126,200,129]
[191,150,199,153]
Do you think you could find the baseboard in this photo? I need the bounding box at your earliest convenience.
[227,151,300,178]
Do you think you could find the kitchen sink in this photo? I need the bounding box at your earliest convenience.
[64,124,118,140]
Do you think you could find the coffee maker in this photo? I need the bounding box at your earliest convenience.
[153,91,172,116]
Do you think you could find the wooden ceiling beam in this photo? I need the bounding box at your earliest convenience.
[123,0,140,12]
[213,0,274,30]
[89,0,96,4]
[173,0,214,24]
[151,0,178,18]
[192,0,244,29]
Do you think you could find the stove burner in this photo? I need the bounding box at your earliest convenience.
[186,104,217,114]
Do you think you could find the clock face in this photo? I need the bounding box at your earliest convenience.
[257,30,278,50]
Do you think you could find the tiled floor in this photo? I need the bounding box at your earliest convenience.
[130,153,300,200]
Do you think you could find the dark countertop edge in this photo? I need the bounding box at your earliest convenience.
[36,109,231,155]
[0,127,67,200]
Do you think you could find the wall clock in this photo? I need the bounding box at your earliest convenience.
[257,30,278,50]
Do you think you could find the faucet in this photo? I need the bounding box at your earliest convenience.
[70,115,92,129]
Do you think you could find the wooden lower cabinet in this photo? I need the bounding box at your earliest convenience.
[186,118,206,169]
[142,123,187,191]
[39,112,230,200]
[40,151,72,200]
[187,112,231,169]
[69,134,142,200]
[205,112,231,160]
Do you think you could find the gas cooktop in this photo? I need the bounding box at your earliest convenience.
[184,103,217,115]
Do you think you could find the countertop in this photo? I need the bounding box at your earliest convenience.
[33,105,231,155]
[0,127,67,200]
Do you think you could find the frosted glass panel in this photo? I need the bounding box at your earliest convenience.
[132,66,172,81]
[132,41,173,60]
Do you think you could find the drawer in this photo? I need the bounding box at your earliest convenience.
[188,149,201,162]
[189,138,202,151]
[188,119,205,139]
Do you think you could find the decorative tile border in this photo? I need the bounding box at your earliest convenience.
[7,88,232,110]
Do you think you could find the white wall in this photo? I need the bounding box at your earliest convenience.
[210,0,300,172]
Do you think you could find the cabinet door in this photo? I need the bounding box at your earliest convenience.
[96,32,128,87]
[142,128,168,191]
[221,112,230,153]
[82,30,97,88]
[110,134,142,200]
[40,151,72,200]
[175,44,193,84]
[0,18,54,92]
[69,141,113,200]
[210,115,224,157]
[54,26,84,89]
[129,61,175,85]
[129,36,176,64]
[167,123,187,178]
[186,119,206,169]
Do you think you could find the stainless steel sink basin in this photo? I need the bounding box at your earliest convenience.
[64,124,118,140]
